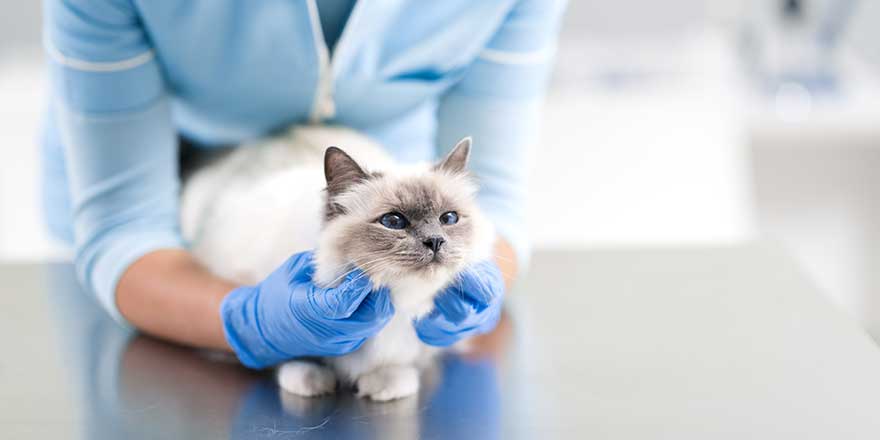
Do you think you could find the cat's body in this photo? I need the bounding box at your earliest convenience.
[181,125,493,400]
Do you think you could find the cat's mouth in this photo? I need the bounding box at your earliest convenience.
[415,252,449,271]
[391,249,461,275]
[427,248,450,264]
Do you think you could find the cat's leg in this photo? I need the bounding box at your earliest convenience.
[355,365,420,401]
[277,360,337,397]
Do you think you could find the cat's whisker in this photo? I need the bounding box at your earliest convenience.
[325,268,371,288]
[324,256,391,287]
[324,266,359,287]
[316,258,378,286]
[354,257,396,271]
[339,256,398,284]
[331,257,388,285]
[347,261,396,286]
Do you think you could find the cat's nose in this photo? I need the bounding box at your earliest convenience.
[423,236,445,253]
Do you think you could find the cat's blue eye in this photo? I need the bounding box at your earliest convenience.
[439,211,459,225]
[379,212,409,230]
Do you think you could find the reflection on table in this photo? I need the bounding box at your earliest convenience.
[45,264,512,440]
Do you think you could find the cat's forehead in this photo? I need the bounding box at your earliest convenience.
[384,178,446,208]
[383,175,456,207]
[357,169,475,214]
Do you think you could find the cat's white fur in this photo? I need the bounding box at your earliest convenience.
[181,125,493,401]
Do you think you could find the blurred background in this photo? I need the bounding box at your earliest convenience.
[3,1,880,338]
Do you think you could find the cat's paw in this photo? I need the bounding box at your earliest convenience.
[355,365,419,401]
[277,361,337,397]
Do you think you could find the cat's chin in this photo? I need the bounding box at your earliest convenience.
[409,259,450,276]
[360,255,461,283]
[403,262,466,287]
[360,264,458,314]
[369,268,448,290]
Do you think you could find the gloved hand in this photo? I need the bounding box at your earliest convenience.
[414,260,505,347]
[220,250,394,369]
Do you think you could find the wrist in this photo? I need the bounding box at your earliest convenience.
[220,285,285,369]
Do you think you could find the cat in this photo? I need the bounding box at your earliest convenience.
[180,125,494,401]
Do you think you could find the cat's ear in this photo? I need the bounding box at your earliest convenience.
[324,146,368,195]
[434,137,471,173]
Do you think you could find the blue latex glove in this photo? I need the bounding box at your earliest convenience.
[221,251,394,369]
[414,261,505,346]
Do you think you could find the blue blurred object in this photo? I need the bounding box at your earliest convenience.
[420,355,502,439]
[414,260,505,347]
[40,263,506,439]
[741,0,859,96]
[221,251,395,369]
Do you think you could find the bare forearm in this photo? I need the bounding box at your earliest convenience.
[116,249,236,351]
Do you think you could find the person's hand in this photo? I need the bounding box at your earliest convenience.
[414,261,505,347]
[220,251,394,369]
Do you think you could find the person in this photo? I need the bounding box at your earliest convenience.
[41,0,566,369]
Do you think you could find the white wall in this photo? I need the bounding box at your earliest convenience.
[531,30,754,247]
[0,49,66,261]
[753,142,880,335]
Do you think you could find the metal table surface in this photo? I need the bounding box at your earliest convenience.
[3,245,880,439]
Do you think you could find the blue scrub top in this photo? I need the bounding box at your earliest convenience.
[42,0,566,323]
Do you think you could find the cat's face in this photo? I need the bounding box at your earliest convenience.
[317,138,492,287]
